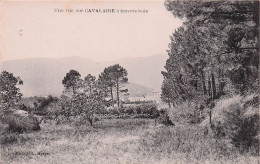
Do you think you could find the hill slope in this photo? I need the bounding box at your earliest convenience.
[0,54,167,97]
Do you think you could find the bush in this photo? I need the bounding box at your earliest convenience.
[155,109,175,126]
[99,103,160,119]
[221,106,259,153]
[21,96,59,116]
[0,132,18,144]
[0,121,9,135]
[0,110,40,133]
[0,110,41,144]
[168,100,208,125]
[9,115,40,133]
[108,107,121,115]
[210,94,259,154]
[231,114,259,152]
[121,103,159,118]
[124,106,136,115]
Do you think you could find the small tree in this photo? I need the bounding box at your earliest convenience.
[161,79,173,108]
[62,70,81,95]
[98,69,116,106]
[84,74,96,95]
[111,64,128,107]
[72,90,104,127]
[0,71,23,110]
[73,75,104,126]
[98,64,128,107]
[60,72,104,127]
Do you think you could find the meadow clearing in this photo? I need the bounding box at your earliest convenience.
[0,117,258,164]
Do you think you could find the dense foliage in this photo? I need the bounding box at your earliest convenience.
[49,64,129,126]
[98,64,128,107]
[162,0,259,153]
[162,0,259,105]
[62,70,81,94]
[0,71,23,110]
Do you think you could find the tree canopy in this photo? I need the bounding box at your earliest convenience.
[162,0,259,105]
[98,64,128,107]
[62,70,81,95]
[0,71,23,110]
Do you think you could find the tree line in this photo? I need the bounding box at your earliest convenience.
[53,64,129,125]
[0,64,128,126]
[161,1,259,107]
[61,64,128,106]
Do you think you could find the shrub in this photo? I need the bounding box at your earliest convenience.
[231,114,259,153]
[168,100,209,125]
[8,115,40,133]
[124,106,136,115]
[221,106,259,153]
[108,107,121,115]
[0,132,18,144]
[0,121,9,135]
[98,107,109,115]
[121,103,159,118]
[21,96,59,116]
[211,94,259,154]
[155,109,175,126]
[0,111,40,133]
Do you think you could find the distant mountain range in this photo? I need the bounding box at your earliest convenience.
[0,54,168,97]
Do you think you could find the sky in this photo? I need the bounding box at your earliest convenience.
[0,1,183,62]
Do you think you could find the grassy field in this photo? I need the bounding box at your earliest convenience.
[0,118,258,164]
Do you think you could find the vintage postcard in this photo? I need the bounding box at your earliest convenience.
[0,0,259,163]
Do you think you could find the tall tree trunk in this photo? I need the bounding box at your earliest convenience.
[218,69,225,97]
[88,117,93,127]
[194,80,198,91]
[240,69,246,95]
[72,85,75,95]
[116,78,120,107]
[208,77,211,99]
[168,97,171,108]
[211,73,216,100]
[219,81,225,96]
[253,1,259,41]
[209,111,212,125]
[201,70,207,95]
[110,87,114,107]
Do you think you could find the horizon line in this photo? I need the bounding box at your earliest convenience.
[1,53,167,63]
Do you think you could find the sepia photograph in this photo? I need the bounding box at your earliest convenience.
[0,0,259,163]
